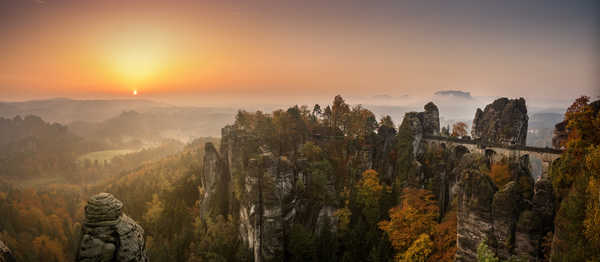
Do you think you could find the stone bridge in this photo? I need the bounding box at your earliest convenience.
[422,135,563,178]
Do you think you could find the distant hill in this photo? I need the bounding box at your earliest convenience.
[0,98,167,123]
[434,90,473,99]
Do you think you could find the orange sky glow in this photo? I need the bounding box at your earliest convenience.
[0,0,598,104]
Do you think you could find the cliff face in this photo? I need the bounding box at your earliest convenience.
[455,154,496,261]
[399,101,441,157]
[76,193,148,262]
[472,97,528,145]
[197,98,557,261]
[0,240,15,262]
[199,142,230,217]
[453,154,554,262]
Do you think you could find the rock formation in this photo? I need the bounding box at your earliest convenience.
[455,154,497,262]
[455,153,555,261]
[491,182,521,259]
[399,102,441,157]
[199,142,230,217]
[76,193,148,262]
[0,240,15,262]
[422,102,440,136]
[472,97,528,145]
[198,99,559,261]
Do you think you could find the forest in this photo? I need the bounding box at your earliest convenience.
[0,95,598,262]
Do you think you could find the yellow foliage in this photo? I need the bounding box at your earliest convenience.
[143,193,164,226]
[356,169,383,209]
[334,207,352,232]
[585,177,600,248]
[398,233,434,262]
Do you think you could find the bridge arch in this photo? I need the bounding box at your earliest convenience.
[454,145,469,159]
[485,149,496,158]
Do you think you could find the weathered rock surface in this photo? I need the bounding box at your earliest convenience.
[401,112,424,158]
[399,102,441,157]
[199,142,230,216]
[472,97,528,145]
[371,124,397,183]
[77,193,148,262]
[455,154,497,262]
[492,182,520,260]
[422,102,440,136]
[0,240,15,262]
[531,179,554,233]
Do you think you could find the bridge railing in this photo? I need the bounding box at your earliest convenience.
[422,135,563,155]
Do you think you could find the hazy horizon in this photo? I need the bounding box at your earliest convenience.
[1,0,598,105]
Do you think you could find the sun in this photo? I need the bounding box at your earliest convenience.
[133,89,138,96]
[104,30,168,85]
[113,49,161,83]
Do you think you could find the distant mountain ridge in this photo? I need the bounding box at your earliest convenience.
[0,98,168,123]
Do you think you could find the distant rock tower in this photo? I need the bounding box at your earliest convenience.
[76,193,148,262]
[472,97,528,145]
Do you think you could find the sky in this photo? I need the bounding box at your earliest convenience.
[0,0,598,106]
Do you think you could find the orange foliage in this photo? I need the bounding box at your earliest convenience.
[490,163,511,188]
[378,188,438,255]
[430,210,457,262]
[451,122,468,137]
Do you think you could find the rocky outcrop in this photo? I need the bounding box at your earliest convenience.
[456,154,497,262]
[77,193,148,262]
[455,151,555,261]
[401,112,424,158]
[0,240,15,262]
[491,182,521,259]
[199,142,229,217]
[422,102,440,136]
[399,102,441,157]
[371,124,397,183]
[472,97,528,145]
[531,179,554,233]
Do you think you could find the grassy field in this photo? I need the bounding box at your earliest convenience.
[77,149,137,164]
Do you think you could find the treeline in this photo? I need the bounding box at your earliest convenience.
[0,115,106,178]
[0,137,217,261]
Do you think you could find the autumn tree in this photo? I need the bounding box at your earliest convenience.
[451,122,468,137]
[378,188,438,261]
[550,96,600,260]
[356,169,384,224]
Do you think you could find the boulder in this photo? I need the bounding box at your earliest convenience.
[77,193,148,262]
[472,97,528,145]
